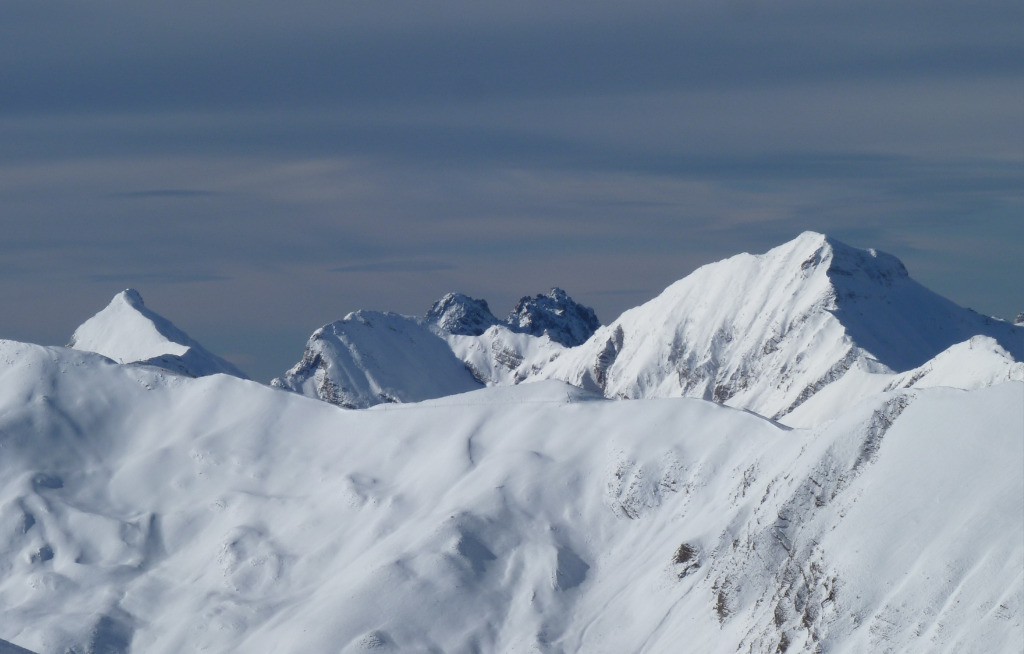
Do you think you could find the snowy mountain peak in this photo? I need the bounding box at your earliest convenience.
[768,231,908,288]
[272,310,481,408]
[531,232,1021,422]
[1015,311,1024,326]
[69,289,248,379]
[506,287,600,347]
[425,293,499,336]
[119,287,145,308]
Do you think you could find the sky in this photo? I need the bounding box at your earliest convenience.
[2,0,1021,381]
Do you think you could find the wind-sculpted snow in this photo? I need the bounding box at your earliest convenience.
[0,339,1021,653]
[69,289,248,379]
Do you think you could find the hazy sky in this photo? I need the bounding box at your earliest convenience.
[2,0,1021,380]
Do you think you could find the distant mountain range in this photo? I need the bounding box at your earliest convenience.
[256,232,1020,424]
[4,232,1016,653]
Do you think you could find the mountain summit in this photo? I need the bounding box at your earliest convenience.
[426,289,600,346]
[425,293,500,336]
[540,231,1021,421]
[505,288,600,347]
[69,289,248,379]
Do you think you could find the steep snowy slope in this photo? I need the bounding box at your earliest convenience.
[0,339,1021,653]
[533,232,1022,420]
[69,289,248,379]
[786,335,1024,426]
[271,310,482,408]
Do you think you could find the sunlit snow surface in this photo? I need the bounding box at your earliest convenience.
[0,340,1021,653]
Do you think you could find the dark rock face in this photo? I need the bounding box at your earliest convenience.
[425,293,499,336]
[428,288,601,347]
[506,288,600,347]
[1015,312,1024,327]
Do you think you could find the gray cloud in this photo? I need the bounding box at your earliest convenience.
[1,0,1020,381]
[87,272,231,284]
[109,189,217,199]
[331,261,457,274]
[2,1,1021,114]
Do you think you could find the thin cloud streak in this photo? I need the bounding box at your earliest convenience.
[109,189,217,199]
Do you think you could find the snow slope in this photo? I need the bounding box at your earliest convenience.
[0,339,1021,653]
[786,335,1024,426]
[69,289,248,379]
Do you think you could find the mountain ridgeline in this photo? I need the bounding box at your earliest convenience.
[265,232,1021,424]
[64,232,1022,424]
[2,231,1021,653]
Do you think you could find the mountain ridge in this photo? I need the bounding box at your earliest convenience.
[269,232,1021,420]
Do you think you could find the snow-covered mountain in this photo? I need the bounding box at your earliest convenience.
[0,339,1020,653]
[271,310,483,408]
[534,231,1022,422]
[425,288,600,346]
[69,289,248,379]
[424,292,500,336]
[1,231,1022,653]
[275,232,1022,423]
[503,287,601,346]
[276,288,601,408]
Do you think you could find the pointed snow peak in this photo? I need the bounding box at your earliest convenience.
[69,290,248,379]
[426,293,500,336]
[506,288,600,347]
[118,288,145,308]
[776,232,908,286]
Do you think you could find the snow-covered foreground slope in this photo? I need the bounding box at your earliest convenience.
[1,339,1021,653]
[69,289,248,379]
